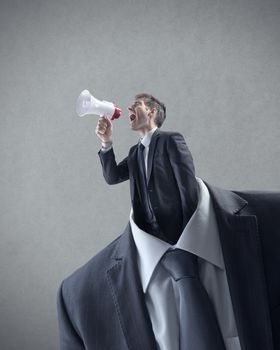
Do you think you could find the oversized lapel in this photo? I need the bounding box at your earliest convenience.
[147,129,160,184]
[106,224,158,350]
[205,182,274,350]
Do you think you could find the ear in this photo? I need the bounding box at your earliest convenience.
[148,107,157,117]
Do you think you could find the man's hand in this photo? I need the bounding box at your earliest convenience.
[95,116,113,146]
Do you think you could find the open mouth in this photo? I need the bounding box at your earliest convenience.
[129,113,136,122]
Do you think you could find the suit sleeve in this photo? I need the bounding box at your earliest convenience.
[57,281,85,350]
[167,133,198,214]
[98,148,129,185]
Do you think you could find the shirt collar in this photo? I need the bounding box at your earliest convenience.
[130,177,225,293]
[140,127,158,148]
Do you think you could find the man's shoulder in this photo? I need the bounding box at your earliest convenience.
[128,130,185,152]
[156,129,184,139]
[232,190,280,203]
[148,130,186,148]
[232,189,280,213]
[59,233,123,297]
[205,180,280,215]
[206,181,280,202]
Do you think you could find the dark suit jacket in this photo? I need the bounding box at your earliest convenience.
[57,183,280,350]
[97,129,198,240]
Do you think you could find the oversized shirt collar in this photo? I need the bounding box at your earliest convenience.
[130,177,225,293]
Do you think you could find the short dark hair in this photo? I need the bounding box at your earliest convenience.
[134,93,166,128]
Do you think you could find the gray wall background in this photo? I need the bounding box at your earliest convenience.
[1,0,279,349]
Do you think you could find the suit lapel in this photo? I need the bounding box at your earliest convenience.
[147,129,160,184]
[206,183,274,350]
[106,224,158,350]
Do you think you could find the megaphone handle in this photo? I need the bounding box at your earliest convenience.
[99,114,110,119]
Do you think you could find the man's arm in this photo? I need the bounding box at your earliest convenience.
[98,148,129,184]
[57,282,85,350]
[96,115,129,185]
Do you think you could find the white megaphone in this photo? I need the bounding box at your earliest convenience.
[76,90,121,120]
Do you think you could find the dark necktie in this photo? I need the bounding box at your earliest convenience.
[137,142,154,222]
[161,249,226,350]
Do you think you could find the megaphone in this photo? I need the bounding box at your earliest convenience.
[76,90,121,120]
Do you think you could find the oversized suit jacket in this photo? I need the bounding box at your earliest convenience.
[97,129,199,239]
[57,184,280,349]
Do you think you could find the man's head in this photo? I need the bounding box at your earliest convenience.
[128,93,166,135]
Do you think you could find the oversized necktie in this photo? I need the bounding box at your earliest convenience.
[160,248,226,350]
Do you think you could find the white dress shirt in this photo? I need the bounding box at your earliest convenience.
[129,177,241,350]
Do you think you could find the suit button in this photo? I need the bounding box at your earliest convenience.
[154,206,158,210]
[148,188,153,192]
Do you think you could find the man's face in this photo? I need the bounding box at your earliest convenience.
[128,99,152,131]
